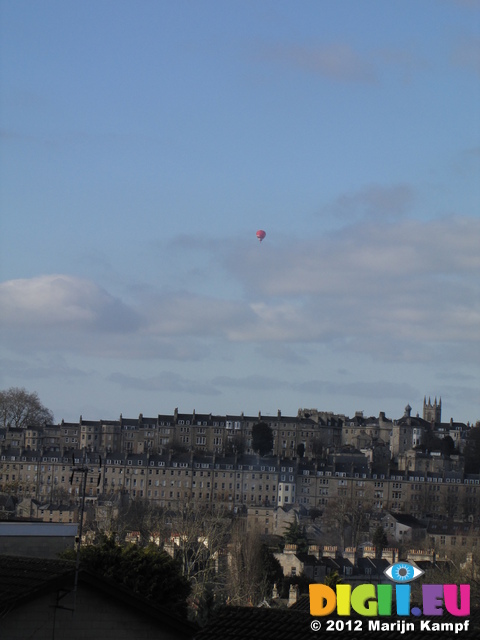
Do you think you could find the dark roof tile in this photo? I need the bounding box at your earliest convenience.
[194,606,480,640]
[0,555,75,609]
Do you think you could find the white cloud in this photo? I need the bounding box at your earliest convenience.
[0,274,140,332]
[222,215,480,362]
[1,216,478,370]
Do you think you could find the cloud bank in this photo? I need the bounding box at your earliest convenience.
[0,274,140,332]
[1,216,479,369]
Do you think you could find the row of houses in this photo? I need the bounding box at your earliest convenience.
[1,448,479,522]
[1,409,343,460]
[272,539,480,584]
[0,399,472,464]
[273,543,395,584]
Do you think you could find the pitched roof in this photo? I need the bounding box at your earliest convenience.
[0,555,75,611]
[194,606,480,640]
[383,512,425,528]
[427,520,480,536]
[0,555,197,637]
[193,607,312,640]
[356,557,390,575]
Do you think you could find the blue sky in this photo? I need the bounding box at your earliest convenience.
[1,0,479,425]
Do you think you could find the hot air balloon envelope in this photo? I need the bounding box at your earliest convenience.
[256,230,266,242]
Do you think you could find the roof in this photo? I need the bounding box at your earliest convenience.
[333,557,354,573]
[356,557,390,575]
[321,557,340,571]
[0,555,198,637]
[0,555,75,610]
[383,513,425,528]
[194,606,480,640]
[293,552,323,566]
[0,521,78,536]
[427,520,480,536]
[194,607,314,640]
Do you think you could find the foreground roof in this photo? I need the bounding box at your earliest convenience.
[0,555,75,610]
[0,555,197,638]
[193,605,480,640]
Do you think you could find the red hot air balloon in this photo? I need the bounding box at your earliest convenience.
[256,229,266,242]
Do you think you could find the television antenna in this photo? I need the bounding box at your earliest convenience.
[69,451,102,608]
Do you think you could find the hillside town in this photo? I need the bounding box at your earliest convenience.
[1,397,479,547]
[1,394,480,638]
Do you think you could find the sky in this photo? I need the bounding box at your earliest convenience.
[1,0,479,426]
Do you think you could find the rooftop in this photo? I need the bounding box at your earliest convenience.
[193,605,480,640]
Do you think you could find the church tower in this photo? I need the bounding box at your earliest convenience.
[423,396,441,424]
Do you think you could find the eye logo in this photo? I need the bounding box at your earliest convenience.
[384,562,424,583]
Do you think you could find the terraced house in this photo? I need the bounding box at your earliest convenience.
[1,401,478,527]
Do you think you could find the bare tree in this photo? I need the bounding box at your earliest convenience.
[167,504,229,574]
[226,521,267,605]
[0,387,54,428]
[106,497,165,544]
[225,432,246,455]
[323,487,373,548]
[161,502,233,618]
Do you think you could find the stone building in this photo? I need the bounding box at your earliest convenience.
[423,396,442,424]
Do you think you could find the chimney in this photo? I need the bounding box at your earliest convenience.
[284,544,298,555]
[379,547,397,562]
[343,547,357,564]
[288,584,299,607]
[308,545,320,560]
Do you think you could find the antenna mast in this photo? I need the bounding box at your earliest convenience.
[69,451,102,609]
